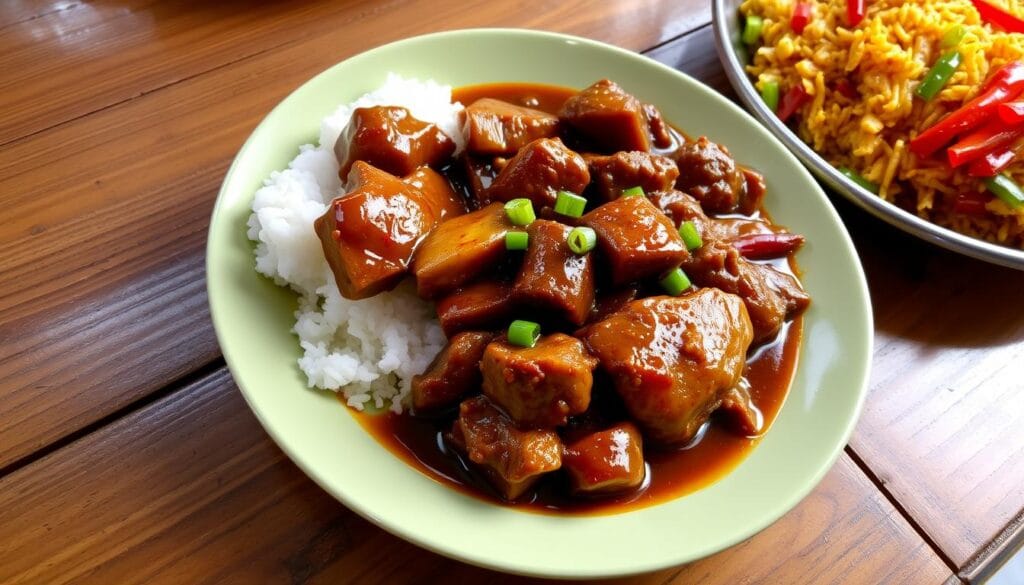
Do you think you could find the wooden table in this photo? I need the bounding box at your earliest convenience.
[1,1,1022,583]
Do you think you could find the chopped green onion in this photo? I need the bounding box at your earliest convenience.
[678,221,703,251]
[504,198,536,226]
[839,166,879,194]
[507,319,541,348]
[505,230,529,250]
[659,267,692,296]
[743,15,764,45]
[941,25,966,50]
[567,226,597,254]
[915,51,962,101]
[760,81,780,112]
[985,174,1024,209]
[621,186,645,198]
[553,190,587,217]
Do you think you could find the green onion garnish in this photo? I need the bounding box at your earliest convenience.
[760,80,780,113]
[678,221,703,251]
[507,319,541,348]
[985,174,1024,209]
[621,186,645,198]
[743,15,764,45]
[505,230,529,250]
[553,190,587,217]
[566,226,597,254]
[504,198,536,226]
[659,268,692,296]
[839,166,879,194]
[941,25,966,50]
[916,51,962,101]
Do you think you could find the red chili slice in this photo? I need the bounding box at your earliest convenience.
[971,0,1024,33]
[847,0,866,26]
[791,1,812,34]
[731,233,806,259]
[910,61,1024,159]
[947,119,1024,168]
[777,85,810,123]
[952,191,993,215]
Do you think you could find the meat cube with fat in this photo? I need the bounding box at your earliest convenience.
[449,396,562,500]
[481,333,598,428]
[578,290,754,445]
[435,280,516,337]
[402,165,466,220]
[682,240,810,343]
[483,138,590,209]
[562,422,646,495]
[585,151,679,202]
[465,98,560,156]
[559,79,652,152]
[512,220,595,326]
[716,381,763,437]
[335,105,455,181]
[315,161,444,299]
[411,203,510,299]
[674,136,757,214]
[581,195,688,287]
[411,331,495,412]
[648,189,791,246]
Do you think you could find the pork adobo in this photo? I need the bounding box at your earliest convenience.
[319,80,810,511]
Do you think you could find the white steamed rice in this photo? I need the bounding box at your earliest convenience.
[246,74,466,412]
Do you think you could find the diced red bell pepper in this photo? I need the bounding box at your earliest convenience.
[834,79,858,99]
[791,1,813,34]
[777,85,810,123]
[947,119,1024,167]
[731,233,806,259]
[910,61,1024,158]
[998,98,1024,123]
[847,0,866,26]
[971,0,1024,33]
[952,191,993,215]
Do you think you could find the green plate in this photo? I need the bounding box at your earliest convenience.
[207,29,872,578]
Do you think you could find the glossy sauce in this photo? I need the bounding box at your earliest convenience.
[347,82,806,515]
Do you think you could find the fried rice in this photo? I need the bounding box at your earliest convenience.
[741,0,1024,248]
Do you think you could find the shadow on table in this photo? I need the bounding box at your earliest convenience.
[829,193,1024,349]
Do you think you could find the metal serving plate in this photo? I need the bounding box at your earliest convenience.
[712,0,1024,270]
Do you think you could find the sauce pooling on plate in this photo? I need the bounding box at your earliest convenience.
[319,80,811,513]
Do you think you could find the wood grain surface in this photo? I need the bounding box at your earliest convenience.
[0,369,952,585]
[0,0,710,471]
[1,0,1022,580]
[0,0,708,145]
[840,197,1024,568]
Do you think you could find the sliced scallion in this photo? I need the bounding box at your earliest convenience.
[567,226,597,254]
[743,15,764,45]
[916,51,962,101]
[659,268,692,296]
[985,174,1024,209]
[507,319,541,348]
[504,198,536,226]
[505,230,529,250]
[760,80,780,113]
[621,186,645,198]
[678,221,703,251]
[554,190,587,217]
[839,166,879,194]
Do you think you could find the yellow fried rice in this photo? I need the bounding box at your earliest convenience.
[741,0,1024,248]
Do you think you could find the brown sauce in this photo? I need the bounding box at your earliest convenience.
[350,316,800,515]
[344,82,806,515]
